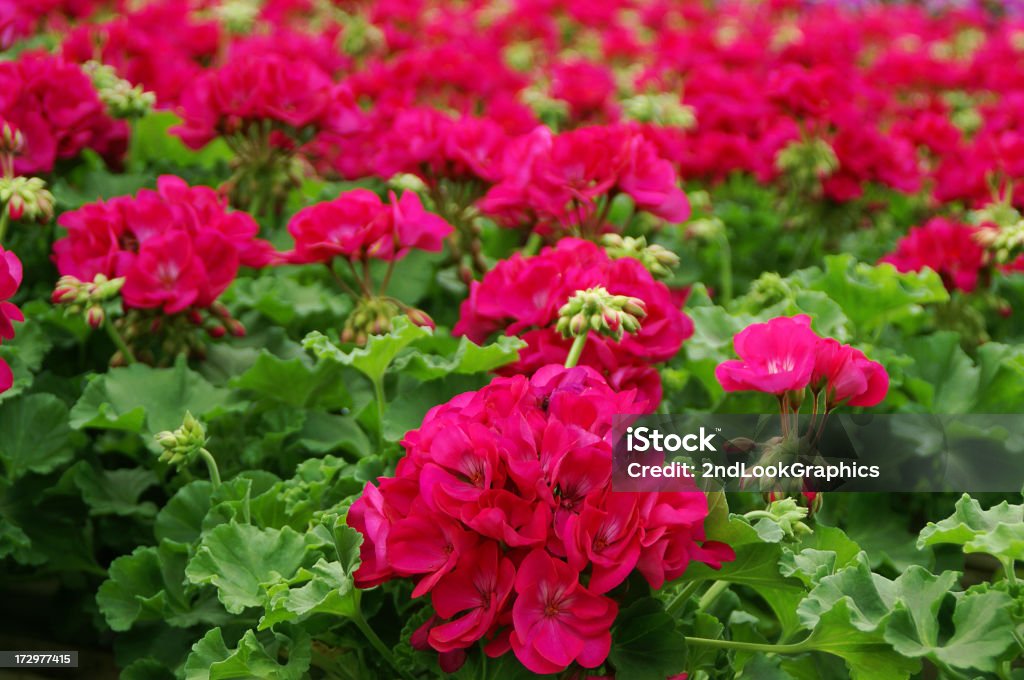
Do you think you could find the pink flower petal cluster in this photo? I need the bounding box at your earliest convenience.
[54,175,274,314]
[348,365,732,674]
[173,52,361,150]
[879,217,988,293]
[61,0,219,106]
[454,238,692,406]
[716,315,888,408]
[480,125,690,234]
[285,189,453,264]
[0,247,23,392]
[0,51,126,174]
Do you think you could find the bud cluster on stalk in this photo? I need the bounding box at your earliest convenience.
[775,137,838,189]
[0,120,55,225]
[155,411,209,470]
[621,92,697,129]
[555,286,646,341]
[52,274,125,329]
[970,203,1024,265]
[600,233,680,279]
[341,296,432,345]
[0,176,55,223]
[83,61,156,120]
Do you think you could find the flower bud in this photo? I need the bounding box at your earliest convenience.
[405,307,434,328]
[84,61,155,120]
[7,194,23,220]
[557,286,647,342]
[0,121,23,156]
[86,305,105,329]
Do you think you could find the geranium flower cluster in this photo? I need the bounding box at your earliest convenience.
[0,246,22,392]
[455,238,692,406]
[0,51,126,174]
[716,315,889,410]
[54,175,274,314]
[480,125,690,236]
[348,365,732,674]
[880,217,989,293]
[285,189,452,264]
[173,52,362,151]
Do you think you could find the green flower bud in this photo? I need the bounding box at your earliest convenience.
[84,61,156,120]
[0,175,55,224]
[556,286,647,342]
[600,234,681,279]
[621,92,697,130]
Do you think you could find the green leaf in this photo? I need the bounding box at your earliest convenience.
[900,332,980,413]
[790,255,948,335]
[70,357,235,435]
[303,316,431,385]
[0,393,74,480]
[230,351,349,410]
[918,493,1024,564]
[129,111,233,171]
[389,333,525,381]
[59,462,159,518]
[884,569,1015,672]
[155,481,213,546]
[797,554,896,632]
[801,599,919,680]
[609,598,688,680]
[98,542,230,632]
[186,523,309,614]
[184,628,311,680]
[676,516,805,637]
[297,411,370,458]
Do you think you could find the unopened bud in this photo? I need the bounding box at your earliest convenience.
[0,121,23,156]
[86,305,105,329]
[557,286,647,341]
[84,61,155,120]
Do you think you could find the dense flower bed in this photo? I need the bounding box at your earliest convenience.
[2,1,1024,679]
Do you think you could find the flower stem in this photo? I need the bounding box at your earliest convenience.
[564,333,588,368]
[373,377,386,449]
[665,580,704,616]
[197,448,221,490]
[104,317,137,365]
[523,232,542,256]
[684,636,811,655]
[351,592,413,680]
[0,208,9,245]
[717,231,733,305]
[697,579,730,611]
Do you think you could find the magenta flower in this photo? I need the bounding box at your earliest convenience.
[715,315,821,395]
[509,549,617,674]
[0,247,23,393]
[811,338,889,408]
[429,542,515,653]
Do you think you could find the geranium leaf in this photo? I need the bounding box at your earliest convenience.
[0,393,74,481]
[185,523,310,614]
[184,628,311,680]
[303,315,431,384]
[70,357,236,435]
[609,598,688,680]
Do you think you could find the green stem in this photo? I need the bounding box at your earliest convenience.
[197,448,221,490]
[684,636,811,655]
[1001,557,1018,587]
[351,592,413,680]
[0,208,9,245]
[523,232,543,256]
[373,377,386,450]
[665,580,704,616]
[717,231,733,305]
[697,579,730,611]
[564,333,588,368]
[104,317,137,365]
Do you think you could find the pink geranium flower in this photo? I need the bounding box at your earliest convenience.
[509,549,617,674]
[715,315,820,395]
